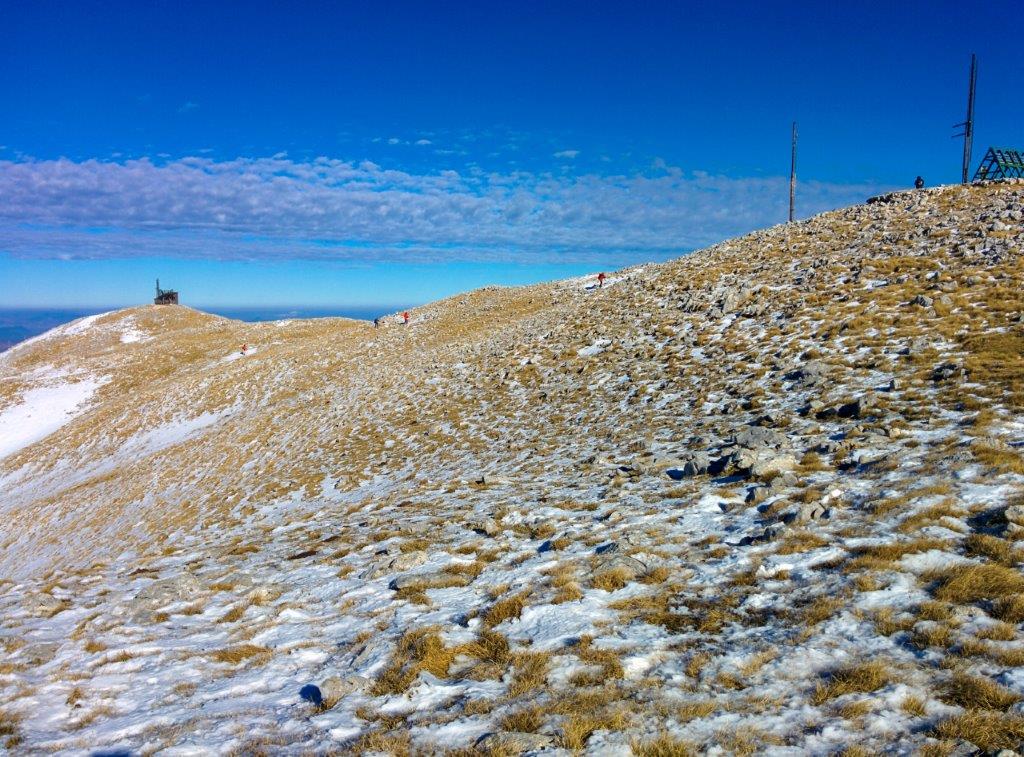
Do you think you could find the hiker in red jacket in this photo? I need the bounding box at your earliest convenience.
[597,272,607,288]
[402,311,410,325]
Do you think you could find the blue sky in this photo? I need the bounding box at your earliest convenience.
[2,0,1021,308]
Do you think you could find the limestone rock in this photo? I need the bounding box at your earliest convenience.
[132,573,201,614]
[749,454,797,479]
[476,731,555,753]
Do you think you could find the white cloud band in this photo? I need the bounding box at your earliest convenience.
[0,156,888,264]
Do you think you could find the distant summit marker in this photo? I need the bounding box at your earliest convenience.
[154,279,179,305]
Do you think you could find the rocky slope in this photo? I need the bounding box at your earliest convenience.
[2,181,1024,754]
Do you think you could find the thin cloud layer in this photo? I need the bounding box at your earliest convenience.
[0,156,887,265]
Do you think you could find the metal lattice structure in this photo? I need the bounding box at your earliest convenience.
[973,147,1024,181]
[154,279,179,305]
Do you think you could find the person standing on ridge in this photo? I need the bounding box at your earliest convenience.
[373,317,380,329]
[402,311,410,325]
[914,176,925,189]
[597,272,607,288]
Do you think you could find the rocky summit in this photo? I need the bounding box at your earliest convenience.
[2,181,1024,754]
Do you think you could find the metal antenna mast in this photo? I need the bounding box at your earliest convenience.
[789,122,797,222]
[953,54,977,184]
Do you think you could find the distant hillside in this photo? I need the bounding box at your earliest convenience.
[2,180,1024,753]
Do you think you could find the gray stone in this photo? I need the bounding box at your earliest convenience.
[1005,504,1024,526]
[787,361,828,386]
[19,641,59,665]
[478,473,514,486]
[912,294,933,307]
[732,426,786,450]
[749,454,798,479]
[24,593,68,617]
[668,451,711,479]
[470,518,501,537]
[389,571,459,591]
[476,731,555,753]
[132,573,201,614]
[594,554,648,580]
[320,674,368,705]
[363,549,429,580]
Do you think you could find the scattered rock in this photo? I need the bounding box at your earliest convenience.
[731,426,786,450]
[24,593,68,618]
[320,674,367,705]
[476,731,555,753]
[477,473,513,486]
[131,573,201,617]
[593,554,648,580]
[749,454,798,479]
[667,451,711,479]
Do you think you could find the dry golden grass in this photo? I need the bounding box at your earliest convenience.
[370,627,454,696]
[776,530,829,555]
[507,651,551,698]
[553,581,584,604]
[737,648,777,677]
[911,622,953,651]
[0,711,22,749]
[498,704,544,733]
[965,533,1022,565]
[482,591,530,627]
[931,709,1024,751]
[631,733,697,757]
[210,644,271,665]
[798,595,846,627]
[993,593,1024,623]
[976,621,1017,641]
[218,603,248,623]
[929,563,1024,603]
[900,694,927,717]
[940,671,1022,711]
[352,728,411,756]
[811,661,892,704]
[972,442,1024,475]
[591,565,635,592]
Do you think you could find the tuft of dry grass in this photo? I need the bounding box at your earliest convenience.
[811,661,892,704]
[631,733,697,757]
[499,704,544,733]
[965,533,1022,565]
[776,530,830,555]
[482,591,530,627]
[508,651,551,698]
[993,594,1024,623]
[591,566,635,592]
[900,694,927,717]
[370,627,455,696]
[798,595,846,627]
[940,671,1022,711]
[929,563,1024,603]
[930,709,1024,751]
[210,644,272,665]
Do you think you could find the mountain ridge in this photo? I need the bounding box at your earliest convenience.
[2,181,1024,753]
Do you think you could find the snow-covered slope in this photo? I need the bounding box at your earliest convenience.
[2,181,1024,754]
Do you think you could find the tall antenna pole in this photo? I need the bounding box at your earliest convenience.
[956,54,977,184]
[789,122,797,222]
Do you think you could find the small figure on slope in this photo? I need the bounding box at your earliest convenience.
[914,176,925,189]
[402,311,410,325]
[597,272,607,288]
